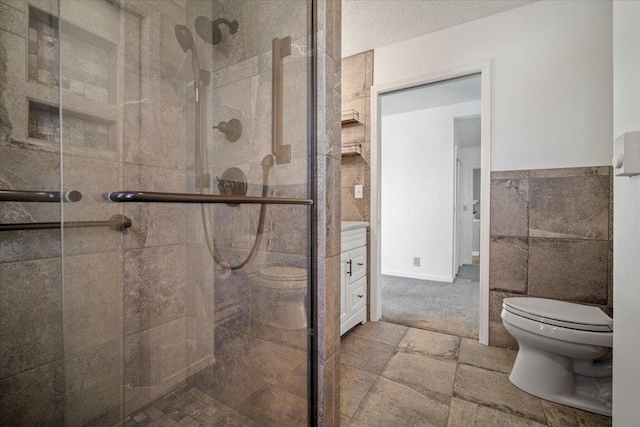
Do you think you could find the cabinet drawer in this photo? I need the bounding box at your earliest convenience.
[349,276,367,313]
[342,227,366,252]
[349,246,367,281]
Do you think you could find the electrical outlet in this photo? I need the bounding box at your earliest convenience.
[413,257,420,267]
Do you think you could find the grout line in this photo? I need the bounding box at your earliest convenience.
[447,350,463,424]
[343,331,397,348]
[343,364,378,422]
[456,361,513,376]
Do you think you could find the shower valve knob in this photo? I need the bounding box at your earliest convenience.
[213,119,242,142]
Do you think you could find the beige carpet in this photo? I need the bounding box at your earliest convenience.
[381,265,479,339]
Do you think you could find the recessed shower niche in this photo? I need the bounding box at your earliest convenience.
[28,101,116,151]
[28,6,116,104]
[24,5,119,160]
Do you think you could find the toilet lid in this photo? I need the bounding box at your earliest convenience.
[503,298,613,332]
[257,266,308,289]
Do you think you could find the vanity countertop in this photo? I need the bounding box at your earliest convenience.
[341,221,369,231]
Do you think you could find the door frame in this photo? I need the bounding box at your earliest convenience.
[369,61,492,345]
[453,145,461,276]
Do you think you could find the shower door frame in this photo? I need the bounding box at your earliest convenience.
[369,61,492,345]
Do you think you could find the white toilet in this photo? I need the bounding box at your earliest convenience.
[251,266,308,330]
[501,297,613,416]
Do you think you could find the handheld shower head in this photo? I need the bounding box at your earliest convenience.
[175,25,208,88]
[195,16,239,45]
[175,24,195,52]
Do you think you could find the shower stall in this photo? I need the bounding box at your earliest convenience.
[0,0,317,425]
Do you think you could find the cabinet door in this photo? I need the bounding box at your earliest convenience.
[350,246,367,281]
[349,275,367,315]
[340,251,350,325]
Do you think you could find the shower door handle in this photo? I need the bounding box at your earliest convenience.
[272,36,291,164]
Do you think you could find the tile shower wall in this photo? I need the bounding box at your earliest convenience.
[489,166,614,349]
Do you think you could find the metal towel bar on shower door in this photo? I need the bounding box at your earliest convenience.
[0,215,133,232]
[0,189,82,203]
[105,191,312,205]
[0,190,132,232]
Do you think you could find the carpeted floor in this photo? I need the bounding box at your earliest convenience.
[381,265,479,339]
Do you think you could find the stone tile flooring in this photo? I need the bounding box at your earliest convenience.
[340,321,612,427]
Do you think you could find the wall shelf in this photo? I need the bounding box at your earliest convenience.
[341,109,363,126]
[341,143,371,164]
[341,142,362,157]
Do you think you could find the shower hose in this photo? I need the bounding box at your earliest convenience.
[199,154,273,271]
[193,83,274,271]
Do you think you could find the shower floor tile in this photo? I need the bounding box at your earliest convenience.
[125,384,256,427]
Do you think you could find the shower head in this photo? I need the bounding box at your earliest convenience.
[195,16,239,45]
[175,24,196,52]
[175,25,210,87]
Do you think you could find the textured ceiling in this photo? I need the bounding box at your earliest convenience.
[342,0,537,58]
[381,74,481,117]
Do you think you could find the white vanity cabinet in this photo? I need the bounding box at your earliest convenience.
[341,222,368,335]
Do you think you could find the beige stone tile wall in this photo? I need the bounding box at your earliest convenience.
[341,50,372,223]
[313,0,342,425]
[489,167,614,349]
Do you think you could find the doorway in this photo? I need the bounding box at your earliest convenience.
[370,63,491,344]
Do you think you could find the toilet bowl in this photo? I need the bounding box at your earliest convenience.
[501,297,613,416]
[251,266,308,330]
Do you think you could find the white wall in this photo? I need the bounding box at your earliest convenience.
[612,1,640,424]
[381,100,480,281]
[374,1,612,171]
[457,146,481,266]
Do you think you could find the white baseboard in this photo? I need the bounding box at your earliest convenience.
[381,269,454,283]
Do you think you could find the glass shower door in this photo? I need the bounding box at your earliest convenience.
[1,0,313,425]
[0,1,65,425]
[57,0,313,425]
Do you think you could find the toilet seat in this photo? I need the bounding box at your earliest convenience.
[503,298,613,332]
[257,266,308,289]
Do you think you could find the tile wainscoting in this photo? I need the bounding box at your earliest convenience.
[489,166,613,349]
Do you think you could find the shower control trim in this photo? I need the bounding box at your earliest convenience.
[213,119,242,142]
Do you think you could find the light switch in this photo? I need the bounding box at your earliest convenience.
[613,131,640,177]
[355,185,363,199]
